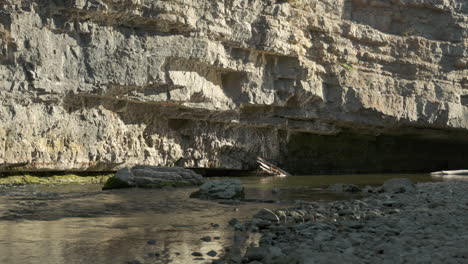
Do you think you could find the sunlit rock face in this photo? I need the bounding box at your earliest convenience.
[0,0,467,173]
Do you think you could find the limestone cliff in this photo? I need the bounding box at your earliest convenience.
[0,0,467,173]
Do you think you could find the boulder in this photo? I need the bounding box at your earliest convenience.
[253,208,280,222]
[245,247,269,261]
[190,179,244,200]
[382,178,414,193]
[102,166,203,190]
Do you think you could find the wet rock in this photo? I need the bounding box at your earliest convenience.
[382,178,414,193]
[147,252,160,258]
[252,218,272,229]
[190,179,244,200]
[382,200,404,208]
[207,250,217,257]
[245,247,269,261]
[103,166,203,190]
[201,236,212,242]
[211,223,220,228]
[233,222,245,231]
[229,218,240,226]
[192,252,203,257]
[253,208,279,222]
[338,209,355,216]
[147,239,156,245]
[329,184,361,193]
[268,246,284,258]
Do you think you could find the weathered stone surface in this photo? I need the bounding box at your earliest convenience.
[190,179,244,200]
[0,0,467,173]
[102,165,203,189]
[253,208,280,222]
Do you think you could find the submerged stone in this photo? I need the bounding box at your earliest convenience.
[190,179,244,200]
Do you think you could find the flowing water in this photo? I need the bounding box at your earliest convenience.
[0,173,440,264]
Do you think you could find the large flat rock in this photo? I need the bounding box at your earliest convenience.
[102,166,203,190]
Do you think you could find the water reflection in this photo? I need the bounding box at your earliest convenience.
[0,185,284,264]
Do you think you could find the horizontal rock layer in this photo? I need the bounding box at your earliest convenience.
[0,0,467,173]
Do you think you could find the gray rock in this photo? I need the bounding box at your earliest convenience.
[229,218,240,226]
[245,247,269,261]
[103,166,203,190]
[252,218,273,229]
[146,239,156,245]
[268,246,284,258]
[382,200,404,208]
[200,236,211,242]
[382,178,415,193]
[190,179,244,200]
[253,208,279,222]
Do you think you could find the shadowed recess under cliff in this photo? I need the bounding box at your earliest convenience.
[283,131,468,174]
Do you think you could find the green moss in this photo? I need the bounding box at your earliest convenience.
[341,63,355,71]
[102,176,130,190]
[0,174,112,186]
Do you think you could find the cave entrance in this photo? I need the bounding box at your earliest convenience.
[283,131,468,175]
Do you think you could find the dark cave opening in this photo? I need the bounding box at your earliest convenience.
[283,131,468,175]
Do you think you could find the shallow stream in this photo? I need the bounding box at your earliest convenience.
[0,173,439,264]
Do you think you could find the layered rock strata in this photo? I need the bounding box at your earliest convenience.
[0,0,467,173]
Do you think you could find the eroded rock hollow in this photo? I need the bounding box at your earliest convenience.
[1,0,467,173]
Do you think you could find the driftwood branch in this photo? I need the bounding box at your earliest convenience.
[256,157,291,177]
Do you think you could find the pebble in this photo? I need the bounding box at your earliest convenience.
[146,239,156,245]
[201,236,212,242]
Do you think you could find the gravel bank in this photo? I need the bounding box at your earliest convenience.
[223,180,468,264]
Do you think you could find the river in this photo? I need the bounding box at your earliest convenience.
[0,173,438,264]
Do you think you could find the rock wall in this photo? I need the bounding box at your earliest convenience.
[0,0,467,173]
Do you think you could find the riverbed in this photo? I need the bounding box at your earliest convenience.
[0,174,442,264]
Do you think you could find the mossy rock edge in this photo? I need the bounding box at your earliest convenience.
[102,176,131,190]
[0,174,112,186]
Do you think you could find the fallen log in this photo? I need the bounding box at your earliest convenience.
[256,157,291,177]
[430,170,468,176]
